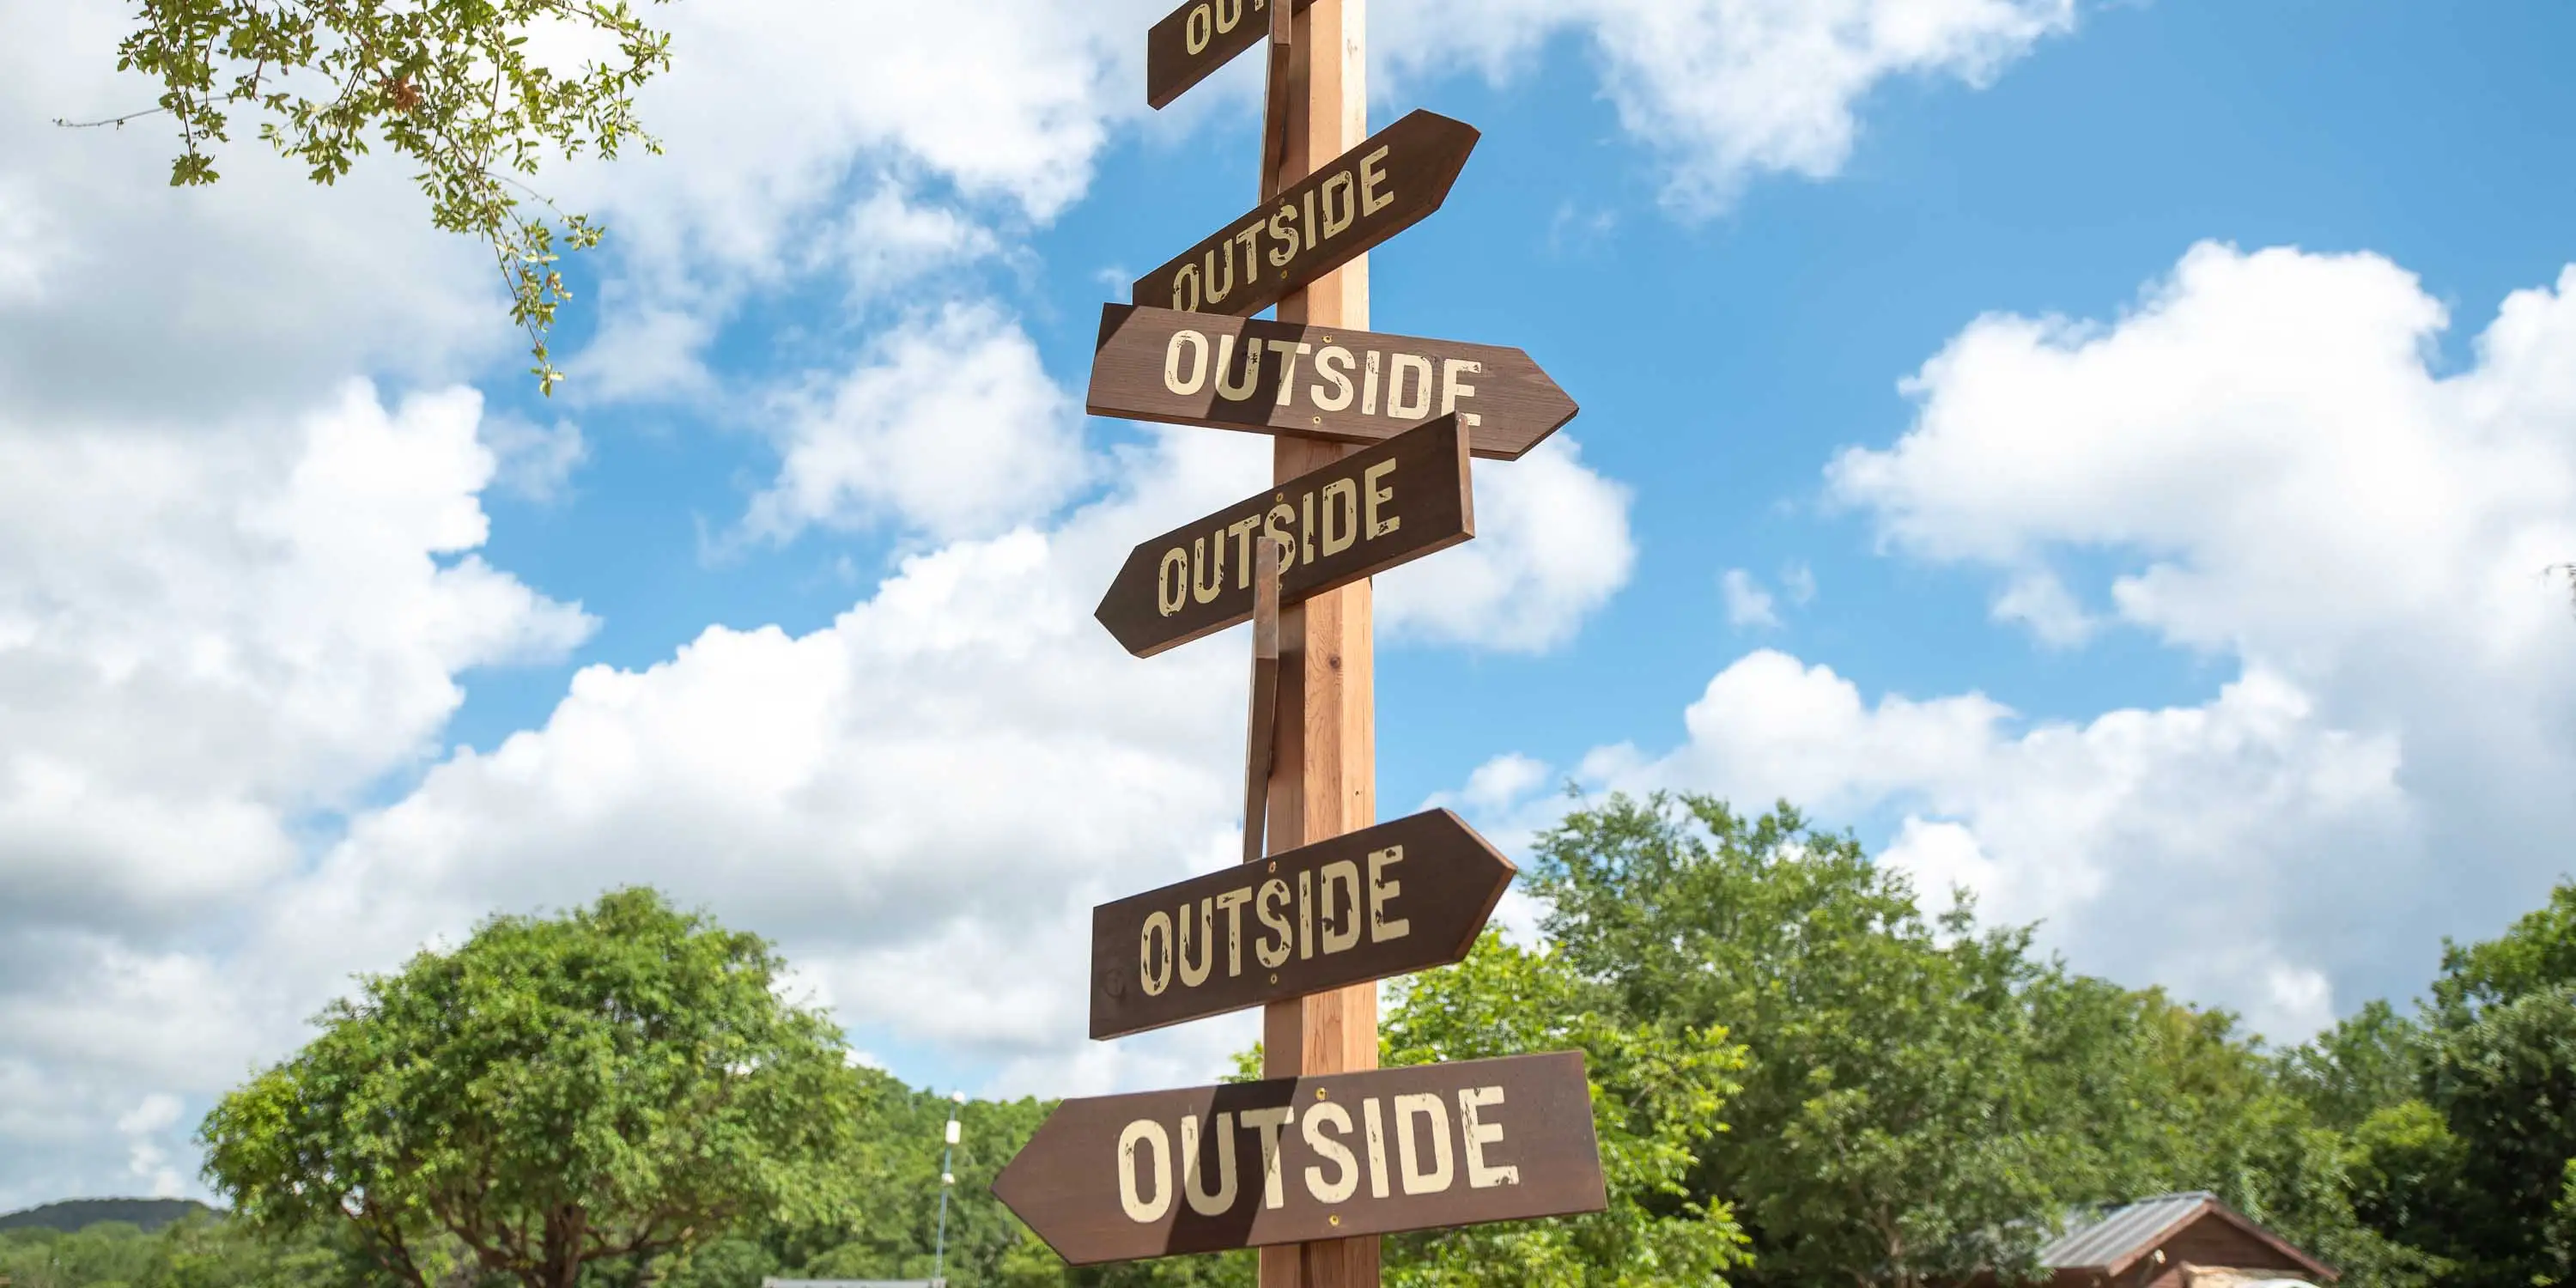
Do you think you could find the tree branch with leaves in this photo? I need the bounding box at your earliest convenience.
[114,0,677,394]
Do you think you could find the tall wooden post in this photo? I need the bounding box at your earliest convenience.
[1258,2,1376,1286]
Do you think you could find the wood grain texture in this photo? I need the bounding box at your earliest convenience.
[1091,304,1578,460]
[1130,109,1477,322]
[991,1052,1608,1266]
[1146,0,1315,111]
[1264,3,1376,1284]
[1091,809,1515,1041]
[1093,414,1472,659]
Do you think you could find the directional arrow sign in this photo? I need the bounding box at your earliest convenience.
[1097,413,1471,659]
[993,1051,1607,1265]
[1091,808,1514,1041]
[1133,110,1478,321]
[1146,0,1313,111]
[1089,304,1579,461]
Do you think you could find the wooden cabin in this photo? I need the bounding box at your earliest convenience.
[2036,1193,2339,1288]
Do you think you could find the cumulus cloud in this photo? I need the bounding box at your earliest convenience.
[744,305,1091,543]
[1722,568,1783,628]
[1375,439,1634,652]
[1382,0,2080,211]
[1452,246,2576,1043]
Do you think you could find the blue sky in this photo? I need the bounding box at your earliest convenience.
[5,0,2576,1206]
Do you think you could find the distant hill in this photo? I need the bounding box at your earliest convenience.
[0,1199,216,1234]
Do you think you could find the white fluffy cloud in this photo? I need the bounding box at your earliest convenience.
[1374,439,1634,652]
[1457,246,2576,1042]
[745,305,1091,542]
[1383,0,2079,210]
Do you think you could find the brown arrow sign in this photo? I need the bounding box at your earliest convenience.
[1097,412,1471,659]
[993,1051,1607,1265]
[1133,110,1479,321]
[1089,305,1579,461]
[1147,0,1314,111]
[1091,808,1515,1041]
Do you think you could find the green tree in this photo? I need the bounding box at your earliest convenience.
[200,888,865,1288]
[1528,793,2148,1288]
[1378,931,1752,1287]
[109,0,679,392]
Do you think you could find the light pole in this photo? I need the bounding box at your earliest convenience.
[933,1091,964,1286]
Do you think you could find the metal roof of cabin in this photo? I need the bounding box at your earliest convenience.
[2038,1193,2221,1269]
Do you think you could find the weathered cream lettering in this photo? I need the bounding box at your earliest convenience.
[1320,479,1358,558]
[1312,346,1357,411]
[1264,340,1313,407]
[1183,1113,1238,1216]
[1359,144,1394,216]
[1362,349,1382,415]
[1164,329,1211,395]
[1440,358,1481,429]
[1239,1107,1296,1210]
[1267,204,1300,266]
[1264,502,1298,573]
[1173,262,1201,313]
[1177,896,1214,988]
[1228,517,1261,590]
[1203,241,1235,305]
[1183,3,1212,56]
[1255,878,1292,969]
[1364,460,1399,540]
[1320,860,1362,954]
[1321,172,1357,238]
[1191,535,1224,605]
[1214,0,1242,33]
[1119,1119,1174,1223]
[1235,225,1263,286]
[1388,353,1434,420]
[1369,847,1410,942]
[1215,333,1261,403]
[1297,867,1315,960]
[1140,911,1174,996]
[1363,1097,1392,1199]
[1302,1102,1359,1204]
[1157,547,1188,618]
[1459,1087,1519,1189]
[1215,888,1252,977]
[1394,1094,1455,1195]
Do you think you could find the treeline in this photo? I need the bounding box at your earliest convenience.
[15,794,2573,1288]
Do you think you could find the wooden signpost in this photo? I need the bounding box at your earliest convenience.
[1131,110,1479,320]
[1090,809,1516,1041]
[1095,414,1473,659]
[993,1052,1607,1266]
[997,2,1607,1282]
[1090,305,1580,460]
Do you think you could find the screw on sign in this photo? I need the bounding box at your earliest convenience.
[1088,305,1580,461]
[993,1053,1607,1265]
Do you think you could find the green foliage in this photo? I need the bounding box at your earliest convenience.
[113,0,677,393]
[0,1214,366,1288]
[2436,882,2576,1020]
[199,888,864,1288]
[2281,1001,2426,1132]
[1528,793,2140,1288]
[1379,931,1752,1286]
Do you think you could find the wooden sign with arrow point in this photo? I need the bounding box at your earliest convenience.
[1133,110,1479,321]
[1089,304,1580,460]
[1091,808,1515,1042]
[1147,0,1314,111]
[1095,413,1472,659]
[993,1051,1607,1265]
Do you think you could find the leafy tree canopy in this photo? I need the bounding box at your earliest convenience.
[199,888,864,1288]
[111,0,678,393]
